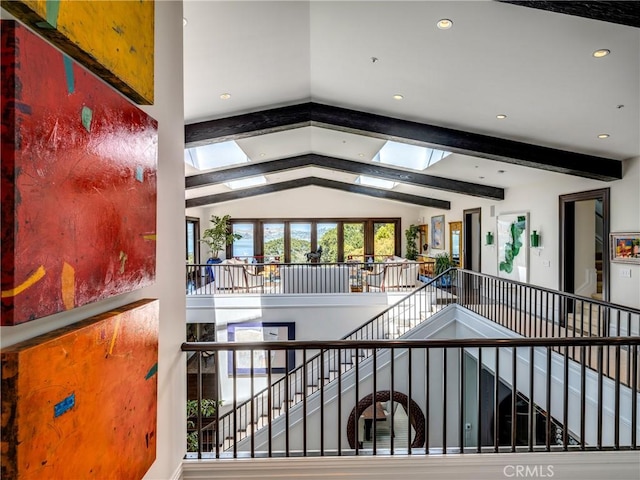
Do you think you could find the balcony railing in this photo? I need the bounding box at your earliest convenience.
[182,269,640,459]
[186,260,430,295]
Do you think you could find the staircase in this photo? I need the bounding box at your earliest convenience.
[592,251,603,301]
[213,276,456,452]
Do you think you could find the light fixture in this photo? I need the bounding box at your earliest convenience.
[530,230,540,248]
[486,232,494,246]
[592,49,610,58]
[437,19,453,30]
[183,17,188,27]
[496,114,507,119]
[598,133,610,139]
[220,93,231,100]
[392,94,404,100]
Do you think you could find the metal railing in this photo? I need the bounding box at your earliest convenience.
[186,260,431,295]
[183,268,640,458]
[182,337,640,459]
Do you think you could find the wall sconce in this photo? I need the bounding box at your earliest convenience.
[486,232,494,246]
[530,230,540,248]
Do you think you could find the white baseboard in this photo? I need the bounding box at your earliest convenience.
[181,451,640,480]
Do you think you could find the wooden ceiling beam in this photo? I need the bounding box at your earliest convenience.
[186,154,505,200]
[185,177,451,209]
[498,1,640,28]
[185,103,622,181]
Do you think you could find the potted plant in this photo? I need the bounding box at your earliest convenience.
[186,398,223,452]
[200,214,242,261]
[405,224,420,261]
[434,253,456,287]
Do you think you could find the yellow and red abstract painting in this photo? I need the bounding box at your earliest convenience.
[1,21,157,326]
[1,299,159,480]
[1,0,155,104]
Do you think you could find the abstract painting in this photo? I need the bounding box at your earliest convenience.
[497,212,529,283]
[1,21,158,326]
[1,299,159,480]
[610,232,640,264]
[1,0,154,104]
[227,322,296,375]
[431,214,445,249]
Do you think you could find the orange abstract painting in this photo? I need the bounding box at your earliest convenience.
[1,299,159,480]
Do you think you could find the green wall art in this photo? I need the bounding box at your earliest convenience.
[497,212,529,282]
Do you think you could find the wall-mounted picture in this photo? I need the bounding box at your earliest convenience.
[1,22,158,326]
[610,232,640,264]
[497,212,529,283]
[227,322,295,375]
[1,299,159,480]
[431,215,445,249]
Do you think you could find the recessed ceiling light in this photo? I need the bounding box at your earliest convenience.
[497,170,505,174]
[358,153,365,157]
[259,153,266,157]
[437,19,453,30]
[220,93,231,100]
[183,17,188,27]
[598,133,610,139]
[593,49,610,58]
[392,94,404,100]
[479,176,485,179]
[496,114,507,119]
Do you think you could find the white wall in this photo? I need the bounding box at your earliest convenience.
[0,3,186,480]
[186,186,423,262]
[417,156,640,309]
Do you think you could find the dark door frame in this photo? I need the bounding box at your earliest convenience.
[559,188,610,302]
[463,207,482,272]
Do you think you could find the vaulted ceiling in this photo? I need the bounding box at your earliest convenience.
[183,1,639,209]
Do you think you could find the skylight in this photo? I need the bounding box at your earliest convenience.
[224,176,267,190]
[184,141,249,170]
[355,175,397,190]
[372,141,451,170]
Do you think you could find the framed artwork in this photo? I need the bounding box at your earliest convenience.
[431,215,445,249]
[610,232,640,264]
[1,0,154,104]
[1,299,159,480]
[497,212,529,282]
[227,322,296,375]
[1,22,158,326]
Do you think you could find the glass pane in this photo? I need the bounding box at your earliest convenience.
[186,222,195,264]
[374,222,395,261]
[317,223,338,263]
[232,223,254,260]
[263,223,285,262]
[343,223,364,262]
[290,223,311,263]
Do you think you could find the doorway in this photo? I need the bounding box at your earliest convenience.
[463,208,482,272]
[559,188,610,302]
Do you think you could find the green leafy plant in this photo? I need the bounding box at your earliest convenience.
[499,216,526,274]
[186,399,223,452]
[200,214,242,259]
[405,224,420,260]
[434,253,455,276]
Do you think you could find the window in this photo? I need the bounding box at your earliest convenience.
[317,223,338,263]
[229,218,400,264]
[290,222,311,263]
[343,223,365,262]
[373,222,395,261]
[232,223,254,259]
[263,223,285,262]
[186,217,200,264]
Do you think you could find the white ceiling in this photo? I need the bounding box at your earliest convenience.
[182,1,640,205]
